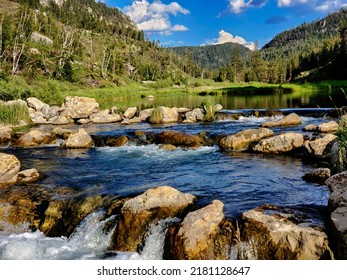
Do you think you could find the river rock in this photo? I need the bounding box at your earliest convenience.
[302,168,331,184]
[0,126,12,146]
[241,206,330,260]
[52,127,73,140]
[318,121,339,133]
[164,200,233,260]
[61,96,99,119]
[155,130,204,149]
[121,117,142,125]
[150,107,179,124]
[112,186,196,252]
[185,108,204,122]
[219,128,274,151]
[14,129,55,147]
[106,135,129,147]
[15,168,41,184]
[262,113,302,128]
[252,133,304,154]
[0,153,20,184]
[325,172,347,259]
[30,111,49,124]
[26,97,47,111]
[304,134,338,157]
[90,110,122,124]
[303,124,318,132]
[49,115,71,125]
[160,144,177,151]
[123,107,137,119]
[139,109,153,121]
[61,129,93,149]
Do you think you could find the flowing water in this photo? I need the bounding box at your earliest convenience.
[0,112,333,260]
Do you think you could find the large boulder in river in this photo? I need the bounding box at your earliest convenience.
[252,133,304,154]
[325,172,347,259]
[13,129,55,147]
[62,129,93,149]
[89,110,122,124]
[61,96,99,119]
[155,130,204,149]
[262,113,302,128]
[111,186,196,252]
[149,107,179,124]
[304,134,338,157]
[0,153,20,184]
[0,126,12,146]
[219,128,274,151]
[241,205,330,260]
[185,108,204,122]
[164,200,233,260]
[318,121,339,133]
[123,107,137,119]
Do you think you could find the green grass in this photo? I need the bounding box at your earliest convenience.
[0,103,31,126]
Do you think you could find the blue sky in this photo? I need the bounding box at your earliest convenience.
[106,0,347,49]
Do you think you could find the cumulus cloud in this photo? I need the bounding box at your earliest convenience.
[207,30,256,51]
[123,0,190,34]
[228,0,268,14]
[278,0,347,11]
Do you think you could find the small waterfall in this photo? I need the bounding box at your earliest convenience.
[139,218,180,260]
[230,238,258,260]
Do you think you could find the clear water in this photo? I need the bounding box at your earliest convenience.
[0,114,331,259]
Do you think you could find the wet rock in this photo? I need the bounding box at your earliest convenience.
[61,96,99,119]
[105,135,129,147]
[302,168,331,184]
[304,134,338,157]
[219,128,274,151]
[0,126,12,146]
[15,168,41,184]
[185,108,204,122]
[318,121,339,133]
[303,124,318,132]
[13,129,55,147]
[165,200,233,260]
[52,127,73,140]
[61,129,93,149]
[121,117,142,125]
[111,186,196,252]
[0,153,20,184]
[160,144,177,151]
[262,113,302,128]
[123,107,137,119]
[241,205,330,260]
[252,133,304,154]
[155,130,204,149]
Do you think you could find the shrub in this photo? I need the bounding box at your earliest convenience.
[201,98,217,122]
[0,103,31,126]
[149,107,163,124]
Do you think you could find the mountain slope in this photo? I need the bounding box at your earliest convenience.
[172,42,251,70]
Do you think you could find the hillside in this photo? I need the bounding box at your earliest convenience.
[172,42,251,70]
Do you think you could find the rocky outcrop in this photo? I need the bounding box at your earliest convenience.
[165,200,233,260]
[262,113,302,128]
[318,121,339,133]
[61,129,93,149]
[302,168,331,184]
[0,126,12,146]
[0,153,41,185]
[241,205,330,260]
[304,134,338,157]
[219,128,274,151]
[155,130,204,149]
[111,186,196,252]
[325,172,347,259]
[61,96,99,119]
[252,133,304,154]
[13,129,55,147]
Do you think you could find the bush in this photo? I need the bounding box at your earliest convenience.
[201,98,217,122]
[32,79,64,106]
[0,76,33,101]
[149,107,163,124]
[0,103,31,125]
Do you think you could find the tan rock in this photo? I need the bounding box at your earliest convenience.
[220,128,274,151]
[304,134,338,156]
[62,129,93,149]
[61,96,99,119]
[0,126,12,146]
[262,113,302,127]
[123,107,137,119]
[318,121,339,133]
[139,109,153,121]
[112,186,195,252]
[155,130,204,149]
[14,129,54,147]
[15,168,41,184]
[26,97,47,111]
[253,133,304,154]
[185,108,204,122]
[0,153,20,184]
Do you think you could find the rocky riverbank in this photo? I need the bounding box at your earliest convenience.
[1,96,347,259]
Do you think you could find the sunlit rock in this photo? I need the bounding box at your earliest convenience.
[62,129,93,149]
[252,133,304,154]
[26,97,47,111]
[164,200,233,260]
[0,126,13,146]
[155,130,204,149]
[13,129,55,147]
[0,153,20,184]
[15,168,41,184]
[219,128,274,151]
[123,107,137,119]
[241,205,330,260]
[111,186,196,252]
[61,96,99,119]
[318,121,339,133]
[304,134,338,157]
[185,108,204,122]
[262,113,302,128]
[139,109,153,121]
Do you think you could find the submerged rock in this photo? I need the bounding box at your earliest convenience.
[61,129,93,149]
[252,133,304,154]
[262,113,302,128]
[165,200,233,260]
[241,205,330,260]
[155,130,204,149]
[219,128,274,151]
[111,186,196,252]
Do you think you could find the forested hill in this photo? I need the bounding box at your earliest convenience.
[261,9,347,61]
[172,42,251,70]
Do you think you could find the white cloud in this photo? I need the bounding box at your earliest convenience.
[123,0,190,34]
[278,0,347,10]
[207,30,256,51]
[228,0,268,13]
